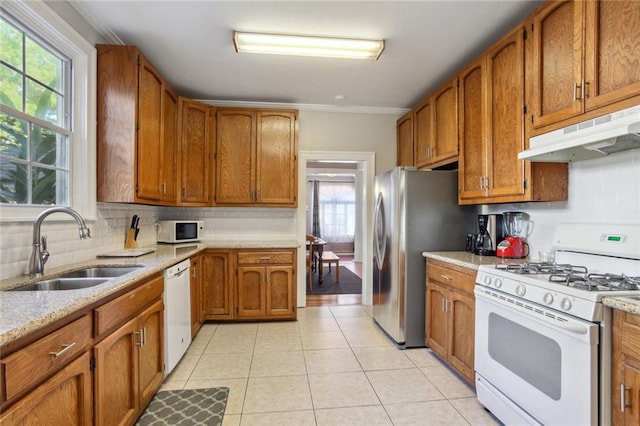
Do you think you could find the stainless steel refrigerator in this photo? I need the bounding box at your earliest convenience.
[373,167,475,348]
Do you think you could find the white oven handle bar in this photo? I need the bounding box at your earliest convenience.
[474,286,597,342]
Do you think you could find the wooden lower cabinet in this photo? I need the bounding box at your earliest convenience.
[236,250,296,320]
[612,309,640,426]
[0,352,93,425]
[201,250,233,320]
[190,254,204,336]
[425,259,476,385]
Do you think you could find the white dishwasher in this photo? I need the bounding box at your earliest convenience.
[163,259,192,376]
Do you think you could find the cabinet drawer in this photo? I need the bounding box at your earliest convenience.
[95,274,164,338]
[1,314,92,401]
[427,261,476,295]
[237,251,293,265]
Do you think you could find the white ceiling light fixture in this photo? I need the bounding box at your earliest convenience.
[233,31,385,60]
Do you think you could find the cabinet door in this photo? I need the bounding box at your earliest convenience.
[180,98,212,205]
[458,58,487,201]
[256,111,297,205]
[414,98,434,168]
[432,78,458,166]
[136,55,165,201]
[584,0,640,111]
[94,317,139,426]
[190,255,203,335]
[237,266,266,318]
[613,310,640,426]
[161,87,178,202]
[448,290,475,384]
[265,266,295,317]
[396,110,414,166]
[137,300,164,409]
[0,353,92,425]
[202,251,233,319]
[531,0,584,129]
[426,281,448,359]
[487,25,526,199]
[216,110,255,204]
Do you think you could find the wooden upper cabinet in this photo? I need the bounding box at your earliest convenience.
[97,45,177,205]
[396,110,414,167]
[256,111,297,205]
[431,78,459,167]
[531,0,584,129]
[178,98,213,206]
[584,0,640,111]
[414,97,434,168]
[216,108,298,207]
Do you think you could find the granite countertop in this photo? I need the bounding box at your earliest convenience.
[0,240,299,347]
[422,251,528,270]
[603,296,640,316]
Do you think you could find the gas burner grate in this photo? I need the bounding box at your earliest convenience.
[585,273,640,291]
[495,262,585,275]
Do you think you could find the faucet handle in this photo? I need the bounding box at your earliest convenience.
[41,235,49,265]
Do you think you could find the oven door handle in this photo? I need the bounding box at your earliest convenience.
[475,288,595,339]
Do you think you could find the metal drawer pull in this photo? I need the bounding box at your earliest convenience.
[440,274,453,281]
[260,257,271,261]
[135,329,143,347]
[621,384,630,412]
[49,342,76,358]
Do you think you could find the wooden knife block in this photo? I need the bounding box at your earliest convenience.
[124,229,138,249]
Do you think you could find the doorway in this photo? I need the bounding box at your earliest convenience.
[296,151,375,308]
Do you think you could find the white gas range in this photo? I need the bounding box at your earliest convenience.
[474,223,640,426]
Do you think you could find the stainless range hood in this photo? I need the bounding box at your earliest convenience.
[519,104,640,162]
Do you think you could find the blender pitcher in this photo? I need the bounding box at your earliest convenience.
[497,211,530,258]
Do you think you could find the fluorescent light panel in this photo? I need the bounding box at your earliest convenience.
[233,31,384,60]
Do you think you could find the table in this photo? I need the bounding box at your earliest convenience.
[306,237,327,285]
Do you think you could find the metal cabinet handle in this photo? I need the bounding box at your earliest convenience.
[573,81,585,102]
[142,327,147,347]
[160,182,167,194]
[260,257,271,261]
[621,383,630,412]
[440,274,453,281]
[49,342,76,358]
[135,329,143,347]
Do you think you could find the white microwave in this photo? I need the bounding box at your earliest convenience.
[157,220,204,243]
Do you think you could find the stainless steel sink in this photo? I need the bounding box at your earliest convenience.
[10,278,109,291]
[59,265,143,278]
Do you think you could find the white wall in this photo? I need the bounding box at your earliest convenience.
[484,149,640,257]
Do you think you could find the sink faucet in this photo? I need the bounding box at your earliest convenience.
[29,206,91,276]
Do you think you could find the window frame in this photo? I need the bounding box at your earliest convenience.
[0,1,96,222]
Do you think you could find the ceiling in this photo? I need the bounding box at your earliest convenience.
[70,0,542,112]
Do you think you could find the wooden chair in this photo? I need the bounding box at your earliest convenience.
[319,251,340,283]
[306,235,315,290]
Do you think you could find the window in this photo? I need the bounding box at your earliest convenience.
[1,14,71,206]
[0,1,96,221]
[318,180,356,243]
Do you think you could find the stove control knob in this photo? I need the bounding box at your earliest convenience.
[516,285,526,297]
[483,275,492,286]
[561,298,572,311]
[543,293,554,305]
[494,278,503,289]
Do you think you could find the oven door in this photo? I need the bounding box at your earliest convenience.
[474,286,599,426]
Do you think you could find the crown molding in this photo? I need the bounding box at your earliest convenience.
[66,0,123,45]
[198,100,408,116]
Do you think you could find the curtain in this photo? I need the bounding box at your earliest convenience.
[312,180,321,237]
[317,181,356,243]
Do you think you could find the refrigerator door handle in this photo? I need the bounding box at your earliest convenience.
[374,192,386,270]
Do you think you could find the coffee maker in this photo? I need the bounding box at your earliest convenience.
[474,214,504,256]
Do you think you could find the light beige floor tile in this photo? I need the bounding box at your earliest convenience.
[191,352,252,379]
[215,323,259,336]
[205,333,256,354]
[308,371,380,409]
[250,350,306,377]
[301,330,349,350]
[253,332,302,352]
[243,375,312,413]
[166,353,200,381]
[421,364,475,399]
[296,306,334,320]
[385,400,471,425]
[353,346,414,371]
[256,321,299,335]
[405,348,442,367]
[361,304,374,316]
[303,348,362,374]
[449,397,502,425]
[342,328,394,348]
[336,315,378,331]
[159,378,185,391]
[239,410,316,426]
[197,323,218,336]
[315,405,392,426]
[223,414,241,426]
[366,368,444,404]
[183,378,247,415]
[330,305,370,318]
[188,332,212,353]
[298,317,340,333]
